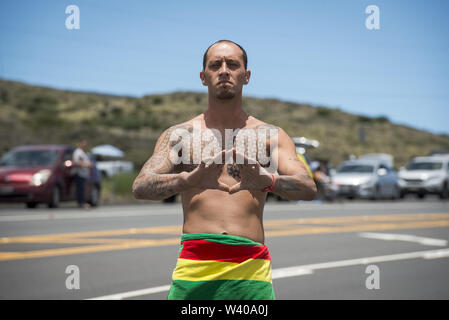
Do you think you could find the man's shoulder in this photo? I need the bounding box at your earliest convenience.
[247,118,283,132]
[247,118,292,142]
[163,116,202,133]
[72,148,86,162]
[73,148,83,156]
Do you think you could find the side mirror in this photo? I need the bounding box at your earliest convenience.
[377,168,387,176]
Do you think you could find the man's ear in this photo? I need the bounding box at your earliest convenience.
[243,70,251,85]
[200,71,208,86]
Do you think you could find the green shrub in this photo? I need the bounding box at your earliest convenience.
[101,171,139,201]
[316,107,332,118]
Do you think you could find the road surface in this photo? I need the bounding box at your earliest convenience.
[0,198,448,299]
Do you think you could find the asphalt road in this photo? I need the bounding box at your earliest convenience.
[1,197,448,300]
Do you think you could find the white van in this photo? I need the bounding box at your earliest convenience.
[398,156,449,199]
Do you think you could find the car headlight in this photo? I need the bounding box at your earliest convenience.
[30,169,52,186]
[425,176,443,184]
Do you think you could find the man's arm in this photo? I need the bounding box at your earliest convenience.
[271,128,317,201]
[132,126,188,200]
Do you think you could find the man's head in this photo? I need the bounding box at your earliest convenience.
[79,139,88,151]
[202,40,248,71]
[200,40,251,100]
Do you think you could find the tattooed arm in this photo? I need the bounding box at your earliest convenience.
[132,125,189,200]
[270,128,317,201]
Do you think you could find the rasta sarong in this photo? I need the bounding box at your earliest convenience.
[167,233,275,300]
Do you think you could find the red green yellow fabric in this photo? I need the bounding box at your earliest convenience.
[167,233,275,300]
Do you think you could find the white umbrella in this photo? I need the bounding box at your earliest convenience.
[91,145,124,158]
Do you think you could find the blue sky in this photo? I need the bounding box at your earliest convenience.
[1,0,448,135]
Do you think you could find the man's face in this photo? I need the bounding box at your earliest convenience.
[200,42,250,100]
[80,140,88,150]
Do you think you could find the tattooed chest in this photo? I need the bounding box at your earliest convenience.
[177,163,241,180]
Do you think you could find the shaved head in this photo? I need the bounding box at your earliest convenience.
[203,40,247,70]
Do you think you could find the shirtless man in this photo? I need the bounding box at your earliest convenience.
[132,40,317,300]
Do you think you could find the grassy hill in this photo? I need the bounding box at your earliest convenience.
[1,79,448,170]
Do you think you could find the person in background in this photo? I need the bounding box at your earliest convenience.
[72,139,93,209]
[311,161,332,201]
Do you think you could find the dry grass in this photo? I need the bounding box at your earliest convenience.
[1,79,448,170]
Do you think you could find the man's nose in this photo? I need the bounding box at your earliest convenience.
[218,62,230,75]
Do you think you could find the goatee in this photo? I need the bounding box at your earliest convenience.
[216,90,235,100]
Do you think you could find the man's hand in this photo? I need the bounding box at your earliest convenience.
[228,149,273,194]
[183,149,230,192]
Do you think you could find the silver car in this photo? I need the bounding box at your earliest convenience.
[398,156,449,199]
[333,160,400,200]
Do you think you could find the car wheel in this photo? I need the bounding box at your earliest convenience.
[276,195,288,202]
[163,195,177,203]
[370,185,380,201]
[48,186,61,208]
[26,202,38,209]
[88,186,100,207]
[440,183,448,200]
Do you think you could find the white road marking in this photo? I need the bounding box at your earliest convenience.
[1,200,447,222]
[0,203,315,222]
[359,232,448,247]
[87,285,171,300]
[86,247,449,300]
[0,204,314,222]
[0,208,181,222]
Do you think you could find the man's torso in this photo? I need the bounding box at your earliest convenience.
[72,148,90,179]
[171,114,277,243]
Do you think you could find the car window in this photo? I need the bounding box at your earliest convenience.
[337,165,374,173]
[62,150,73,162]
[406,162,443,170]
[0,150,60,167]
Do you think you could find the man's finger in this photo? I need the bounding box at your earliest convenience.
[228,182,242,194]
[224,149,234,165]
[213,149,227,164]
[233,148,258,165]
[217,180,231,192]
[203,150,226,165]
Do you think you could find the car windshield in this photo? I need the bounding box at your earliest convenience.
[0,150,60,167]
[406,162,443,170]
[337,164,374,173]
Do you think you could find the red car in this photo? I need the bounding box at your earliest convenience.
[0,145,101,208]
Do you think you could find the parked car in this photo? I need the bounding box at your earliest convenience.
[91,144,134,178]
[333,159,400,200]
[0,145,102,208]
[95,159,134,178]
[398,155,449,199]
[359,153,394,167]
